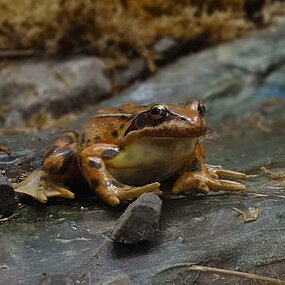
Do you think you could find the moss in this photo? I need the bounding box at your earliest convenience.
[0,0,284,68]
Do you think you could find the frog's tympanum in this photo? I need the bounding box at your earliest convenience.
[16,102,247,206]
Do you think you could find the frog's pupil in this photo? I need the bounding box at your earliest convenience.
[152,108,161,115]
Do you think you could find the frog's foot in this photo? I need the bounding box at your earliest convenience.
[172,171,246,195]
[15,170,74,203]
[96,181,162,206]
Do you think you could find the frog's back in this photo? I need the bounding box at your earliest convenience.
[78,104,147,150]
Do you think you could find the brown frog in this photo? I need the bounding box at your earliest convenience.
[16,102,247,206]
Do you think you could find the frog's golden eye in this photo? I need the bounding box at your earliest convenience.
[149,105,168,120]
[197,103,206,117]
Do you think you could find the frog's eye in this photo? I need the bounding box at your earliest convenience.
[149,105,168,120]
[197,103,206,117]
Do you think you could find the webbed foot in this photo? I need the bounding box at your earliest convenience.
[173,170,246,195]
[15,170,75,203]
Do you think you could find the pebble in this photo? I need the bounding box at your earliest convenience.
[112,193,162,244]
[0,173,15,217]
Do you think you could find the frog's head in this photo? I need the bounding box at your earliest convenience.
[121,102,207,141]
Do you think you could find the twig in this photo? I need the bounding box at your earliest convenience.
[0,49,39,58]
[0,213,20,222]
[247,193,285,199]
[188,265,285,284]
[261,167,285,180]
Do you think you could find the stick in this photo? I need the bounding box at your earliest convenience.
[188,265,285,284]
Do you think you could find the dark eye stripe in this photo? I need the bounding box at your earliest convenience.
[198,104,206,117]
[135,115,145,129]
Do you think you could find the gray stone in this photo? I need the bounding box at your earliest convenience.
[0,173,15,217]
[112,193,162,244]
[0,57,111,127]
[153,36,178,54]
[112,58,147,88]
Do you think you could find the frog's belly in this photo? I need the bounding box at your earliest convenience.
[106,138,196,186]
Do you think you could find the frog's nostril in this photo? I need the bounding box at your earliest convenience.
[180,117,187,121]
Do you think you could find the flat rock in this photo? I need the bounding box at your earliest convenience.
[0,57,111,127]
[0,173,15,217]
[112,193,162,244]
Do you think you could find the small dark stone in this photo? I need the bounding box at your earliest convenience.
[112,193,162,244]
[0,173,15,217]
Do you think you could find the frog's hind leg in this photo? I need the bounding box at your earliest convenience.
[80,144,162,206]
[15,131,79,202]
[15,170,75,203]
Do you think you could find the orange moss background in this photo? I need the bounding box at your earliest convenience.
[0,0,284,65]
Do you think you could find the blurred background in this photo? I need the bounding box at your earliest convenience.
[0,0,285,131]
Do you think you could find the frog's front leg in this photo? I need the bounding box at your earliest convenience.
[80,144,162,206]
[172,141,246,195]
[15,131,78,202]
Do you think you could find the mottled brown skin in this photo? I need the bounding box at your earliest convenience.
[16,102,247,205]
[0,145,12,155]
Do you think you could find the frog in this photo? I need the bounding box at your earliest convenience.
[15,102,247,206]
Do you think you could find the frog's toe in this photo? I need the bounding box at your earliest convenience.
[42,179,75,200]
[15,169,74,203]
[15,170,49,203]
[114,182,162,201]
[208,178,246,191]
[207,165,248,180]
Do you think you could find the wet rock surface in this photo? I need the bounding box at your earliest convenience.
[0,24,285,284]
[0,57,111,127]
[112,193,162,244]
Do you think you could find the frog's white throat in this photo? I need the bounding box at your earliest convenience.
[106,137,196,186]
